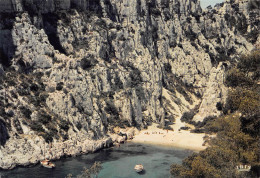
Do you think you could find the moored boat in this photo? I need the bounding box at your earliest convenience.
[134,164,144,173]
[40,160,55,168]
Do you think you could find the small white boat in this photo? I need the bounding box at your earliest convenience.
[134,164,144,173]
[40,160,55,168]
[236,165,251,172]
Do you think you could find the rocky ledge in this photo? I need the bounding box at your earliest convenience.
[0,126,138,170]
[0,135,112,170]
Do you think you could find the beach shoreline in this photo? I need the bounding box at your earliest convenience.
[130,123,207,152]
[128,88,208,152]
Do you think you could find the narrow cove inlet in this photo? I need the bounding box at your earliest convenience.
[0,0,258,177]
[0,143,193,178]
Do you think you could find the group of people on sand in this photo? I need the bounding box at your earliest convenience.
[144,132,150,135]
[144,131,166,135]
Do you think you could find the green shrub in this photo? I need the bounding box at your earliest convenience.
[224,88,260,115]
[95,19,107,28]
[169,41,177,48]
[34,72,44,79]
[6,79,16,87]
[17,88,30,96]
[248,0,260,10]
[229,15,236,28]
[176,85,193,104]
[246,29,259,43]
[240,112,260,138]
[191,42,198,49]
[225,68,253,87]
[185,29,197,41]
[163,9,171,21]
[76,161,102,178]
[21,82,29,89]
[170,164,186,176]
[38,112,52,125]
[10,91,18,99]
[216,102,223,111]
[238,51,260,77]
[113,74,123,90]
[129,70,142,87]
[192,12,201,22]
[190,115,217,130]
[164,63,172,73]
[0,107,6,117]
[80,55,98,70]
[13,118,23,134]
[236,14,248,34]
[56,82,64,91]
[190,128,205,133]
[38,82,46,91]
[29,93,48,107]
[30,121,44,132]
[224,13,230,21]
[28,96,40,107]
[19,106,32,119]
[186,17,192,23]
[163,125,173,131]
[105,101,118,116]
[180,126,190,130]
[180,111,195,123]
[39,93,49,103]
[41,132,53,143]
[135,85,145,101]
[61,133,69,141]
[76,122,82,130]
[80,58,92,69]
[46,123,58,134]
[172,113,259,177]
[59,120,70,132]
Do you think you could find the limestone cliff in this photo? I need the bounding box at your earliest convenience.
[0,0,259,169]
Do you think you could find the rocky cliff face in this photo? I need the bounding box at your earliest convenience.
[0,0,259,169]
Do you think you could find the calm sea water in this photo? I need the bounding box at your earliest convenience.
[0,142,193,178]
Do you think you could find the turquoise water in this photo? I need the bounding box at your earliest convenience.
[0,142,193,178]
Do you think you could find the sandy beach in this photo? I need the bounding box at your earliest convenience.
[131,123,206,151]
[131,88,207,151]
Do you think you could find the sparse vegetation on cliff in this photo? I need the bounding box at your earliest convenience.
[0,70,74,143]
[0,0,259,171]
[66,161,102,178]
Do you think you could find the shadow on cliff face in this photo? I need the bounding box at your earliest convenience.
[88,0,103,17]
[19,1,67,54]
[102,0,117,22]
[42,13,67,54]
[0,13,17,68]
[0,119,9,146]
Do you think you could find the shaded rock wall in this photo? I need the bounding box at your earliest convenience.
[0,119,9,146]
